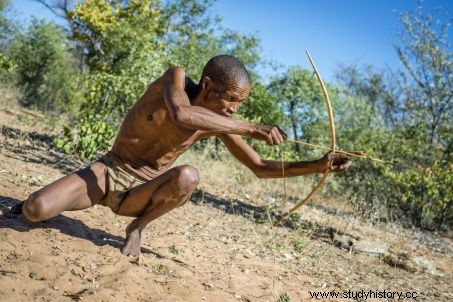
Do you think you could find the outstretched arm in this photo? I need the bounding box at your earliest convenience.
[162,67,285,145]
[219,134,352,178]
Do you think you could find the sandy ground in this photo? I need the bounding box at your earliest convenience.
[0,102,452,302]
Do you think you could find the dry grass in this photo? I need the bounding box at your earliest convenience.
[0,85,65,136]
[174,142,318,210]
[0,84,20,108]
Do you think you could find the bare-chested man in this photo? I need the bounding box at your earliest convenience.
[12,55,352,256]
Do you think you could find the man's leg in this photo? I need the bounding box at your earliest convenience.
[116,165,199,256]
[20,161,107,222]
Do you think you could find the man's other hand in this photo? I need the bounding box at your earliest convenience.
[251,125,287,145]
[318,151,361,173]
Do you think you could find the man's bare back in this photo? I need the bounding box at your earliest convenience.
[12,55,353,256]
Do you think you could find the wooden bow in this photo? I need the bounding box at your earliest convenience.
[273,51,336,226]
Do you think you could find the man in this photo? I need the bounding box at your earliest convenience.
[13,55,352,256]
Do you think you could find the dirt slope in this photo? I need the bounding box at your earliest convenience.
[0,102,451,302]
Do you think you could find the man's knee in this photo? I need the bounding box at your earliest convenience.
[175,165,200,191]
[23,192,51,222]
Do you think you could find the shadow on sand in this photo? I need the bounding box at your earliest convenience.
[0,125,85,174]
[0,195,159,255]
[190,189,359,242]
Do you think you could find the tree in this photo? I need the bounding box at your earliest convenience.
[0,0,16,79]
[9,18,78,112]
[392,3,452,229]
[395,2,452,147]
[0,0,14,43]
[334,3,452,230]
[268,67,328,155]
[52,0,166,158]
[54,0,265,159]
[162,0,261,80]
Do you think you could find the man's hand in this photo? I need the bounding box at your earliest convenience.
[317,151,361,173]
[251,125,287,145]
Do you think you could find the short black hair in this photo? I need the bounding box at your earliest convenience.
[201,55,251,89]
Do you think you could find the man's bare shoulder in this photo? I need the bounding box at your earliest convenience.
[162,66,186,84]
[132,67,192,112]
[141,67,187,96]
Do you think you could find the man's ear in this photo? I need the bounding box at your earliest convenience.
[201,76,213,90]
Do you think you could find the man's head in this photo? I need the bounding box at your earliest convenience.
[196,55,252,117]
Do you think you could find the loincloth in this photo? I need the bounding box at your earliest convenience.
[97,152,146,214]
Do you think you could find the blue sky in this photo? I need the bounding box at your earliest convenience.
[9,0,452,81]
[211,0,452,81]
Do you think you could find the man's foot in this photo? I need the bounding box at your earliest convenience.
[121,220,142,256]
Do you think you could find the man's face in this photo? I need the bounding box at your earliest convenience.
[202,79,251,118]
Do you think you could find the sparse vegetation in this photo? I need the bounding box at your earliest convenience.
[292,237,308,253]
[372,267,393,280]
[169,244,181,255]
[276,293,291,302]
[151,264,169,275]
[380,254,417,273]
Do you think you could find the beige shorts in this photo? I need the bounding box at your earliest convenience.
[97,152,145,213]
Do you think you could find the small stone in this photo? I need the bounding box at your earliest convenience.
[29,272,37,279]
[355,240,387,256]
[245,250,255,257]
[412,256,443,276]
[283,253,293,260]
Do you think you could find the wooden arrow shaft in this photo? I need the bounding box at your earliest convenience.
[286,138,394,166]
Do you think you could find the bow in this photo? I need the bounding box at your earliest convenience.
[273,51,336,226]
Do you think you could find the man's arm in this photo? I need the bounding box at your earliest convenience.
[219,134,352,178]
[162,67,284,145]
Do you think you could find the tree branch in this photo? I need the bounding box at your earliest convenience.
[32,0,69,19]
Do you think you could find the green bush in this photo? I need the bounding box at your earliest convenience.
[55,114,115,160]
[9,18,78,112]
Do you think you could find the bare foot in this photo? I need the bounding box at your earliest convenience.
[121,221,142,256]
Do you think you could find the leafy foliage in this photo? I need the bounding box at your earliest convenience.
[396,3,452,146]
[334,4,452,230]
[59,0,166,158]
[268,67,333,159]
[68,0,164,74]
[8,19,78,112]
[162,0,261,78]
[0,0,14,45]
[57,0,263,159]
[1,1,18,81]
[237,80,289,158]
[54,114,115,159]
